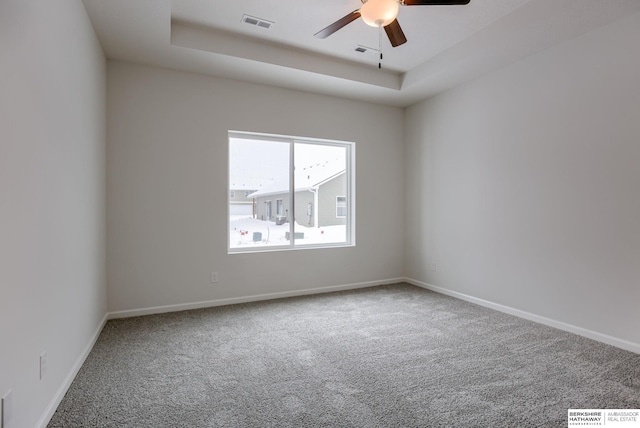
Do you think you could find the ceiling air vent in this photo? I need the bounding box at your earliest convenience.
[241,14,274,30]
[355,45,379,54]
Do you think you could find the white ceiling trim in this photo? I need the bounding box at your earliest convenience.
[171,21,402,90]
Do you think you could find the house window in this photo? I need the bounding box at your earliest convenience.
[245,190,252,198]
[265,201,272,221]
[336,196,347,218]
[276,199,284,217]
[229,190,235,198]
[228,131,355,252]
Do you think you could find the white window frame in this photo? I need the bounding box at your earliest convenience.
[276,199,284,217]
[228,131,355,253]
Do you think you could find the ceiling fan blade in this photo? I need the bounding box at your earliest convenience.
[314,10,361,39]
[402,0,470,5]
[384,19,407,47]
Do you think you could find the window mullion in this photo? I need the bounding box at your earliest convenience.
[289,140,295,248]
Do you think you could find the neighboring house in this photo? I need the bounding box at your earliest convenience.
[248,160,347,228]
[229,189,257,216]
[228,176,274,217]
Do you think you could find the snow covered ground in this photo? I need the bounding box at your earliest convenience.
[229,216,346,248]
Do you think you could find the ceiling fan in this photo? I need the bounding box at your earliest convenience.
[315,0,471,48]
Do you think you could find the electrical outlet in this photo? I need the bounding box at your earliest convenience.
[40,352,47,380]
[210,272,219,283]
[430,261,437,272]
[1,389,13,428]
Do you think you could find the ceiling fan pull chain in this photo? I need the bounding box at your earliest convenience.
[378,25,383,69]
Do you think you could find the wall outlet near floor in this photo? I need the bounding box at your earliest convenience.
[210,271,219,283]
[40,351,47,380]
[1,389,13,428]
[430,261,437,272]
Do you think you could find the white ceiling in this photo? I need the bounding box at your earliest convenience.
[82,0,640,107]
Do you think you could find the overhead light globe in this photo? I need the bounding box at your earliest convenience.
[360,0,399,27]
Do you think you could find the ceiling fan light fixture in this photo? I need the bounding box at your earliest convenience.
[360,0,399,27]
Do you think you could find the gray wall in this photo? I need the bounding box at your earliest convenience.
[107,61,405,312]
[0,0,107,426]
[404,11,640,348]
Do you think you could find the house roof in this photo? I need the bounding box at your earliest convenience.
[229,176,275,191]
[248,159,345,198]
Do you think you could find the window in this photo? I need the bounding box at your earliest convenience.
[228,131,355,252]
[276,199,284,217]
[336,196,347,218]
[229,190,235,198]
[265,201,272,221]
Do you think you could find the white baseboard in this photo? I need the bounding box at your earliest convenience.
[108,278,406,320]
[405,277,640,355]
[36,313,109,428]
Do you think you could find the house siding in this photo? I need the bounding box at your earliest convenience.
[317,174,347,227]
[253,174,346,228]
[254,191,319,226]
[254,194,292,222]
[230,189,256,216]
[294,191,314,226]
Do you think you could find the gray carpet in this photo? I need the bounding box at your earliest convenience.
[49,283,640,427]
